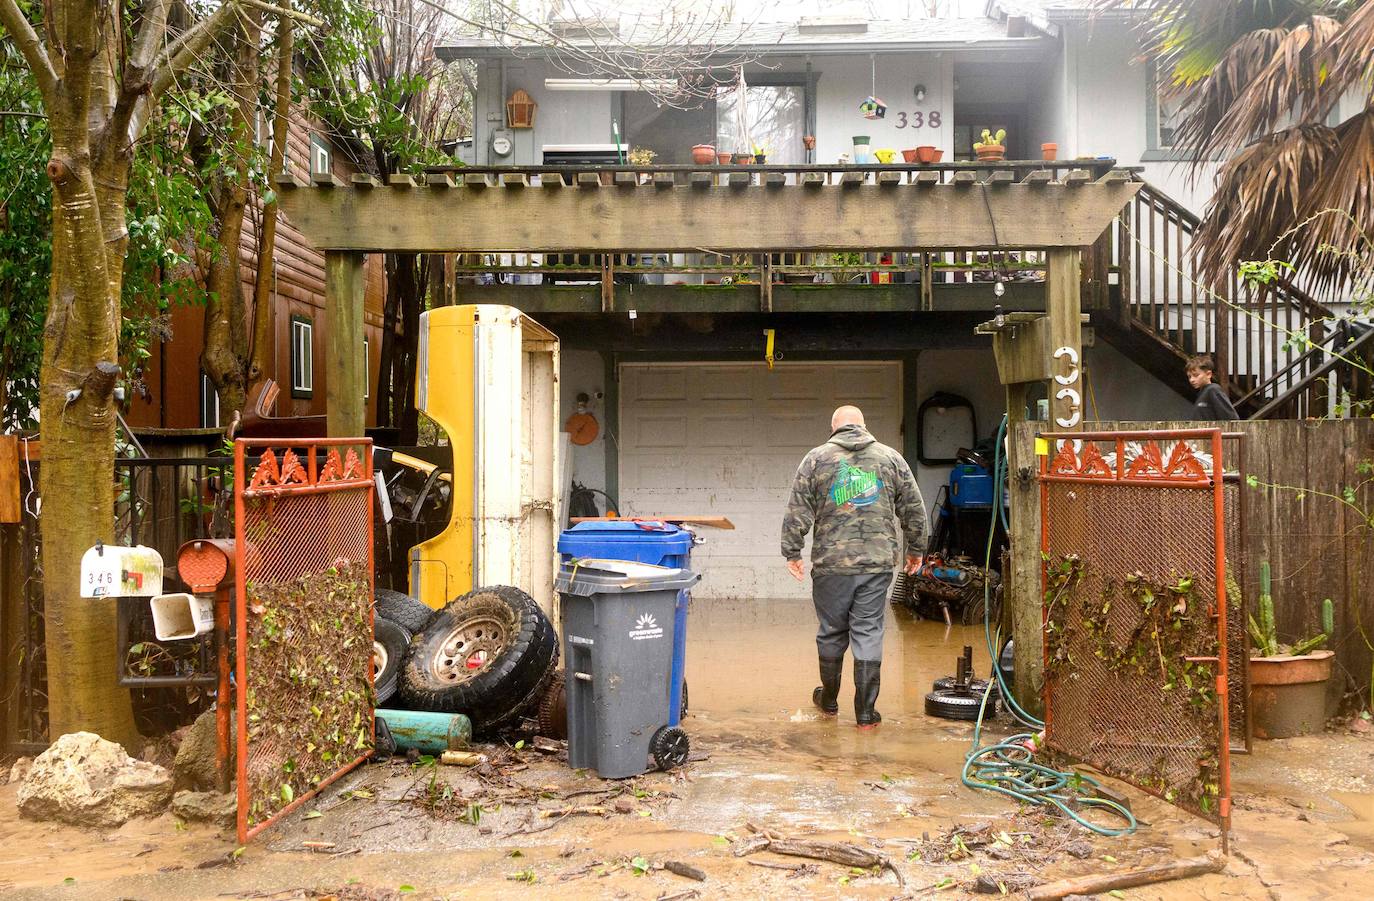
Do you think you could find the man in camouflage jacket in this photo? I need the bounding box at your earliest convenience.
[781,406,927,728]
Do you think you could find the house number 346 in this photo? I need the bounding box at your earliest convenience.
[895,111,941,129]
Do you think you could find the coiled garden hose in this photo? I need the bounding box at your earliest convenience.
[959,414,1138,837]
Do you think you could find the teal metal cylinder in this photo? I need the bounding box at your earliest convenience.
[376,709,473,754]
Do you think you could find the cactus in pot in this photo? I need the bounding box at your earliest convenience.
[1247,560,1334,656]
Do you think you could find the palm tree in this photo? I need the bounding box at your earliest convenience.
[1112,0,1373,297]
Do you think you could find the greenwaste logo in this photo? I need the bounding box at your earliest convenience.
[629,612,663,641]
[830,461,883,508]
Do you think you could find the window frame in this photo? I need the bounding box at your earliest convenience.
[713,75,812,163]
[290,314,314,399]
[363,336,370,401]
[1143,57,1192,162]
[309,133,332,179]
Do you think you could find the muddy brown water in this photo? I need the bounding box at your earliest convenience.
[2,598,1373,899]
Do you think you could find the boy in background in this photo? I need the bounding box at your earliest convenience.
[1186,355,1240,421]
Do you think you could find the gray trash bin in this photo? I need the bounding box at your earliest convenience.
[556,559,700,779]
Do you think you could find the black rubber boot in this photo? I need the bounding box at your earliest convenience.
[812,655,843,715]
[854,659,882,729]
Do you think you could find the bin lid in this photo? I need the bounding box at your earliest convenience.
[556,558,700,596]
[561,520,681,536]
[557,520,693,553]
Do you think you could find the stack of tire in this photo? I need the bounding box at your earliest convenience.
[372,585,560,737]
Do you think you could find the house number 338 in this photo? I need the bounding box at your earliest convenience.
[895,111,941,129]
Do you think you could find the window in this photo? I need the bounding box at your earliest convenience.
[290,316,314,398]
[1146,58,1186,155]
[256,110,290,169]
[309,133,332,179]
[716,84,806,163]
[200,373,220,429]
[363,336,370,401]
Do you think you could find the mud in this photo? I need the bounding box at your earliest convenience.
[1,598,1372,899]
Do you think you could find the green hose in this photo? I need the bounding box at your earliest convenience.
[959,414,1137,837]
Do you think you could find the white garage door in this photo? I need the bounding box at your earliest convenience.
[619,362,903,599]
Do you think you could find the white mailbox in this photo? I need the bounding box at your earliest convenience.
[79,544,165,598]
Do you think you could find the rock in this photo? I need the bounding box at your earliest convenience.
[17,732,173,827]
[8,756,33,785]
[171,790,237,828]
[1063,840,1095,859]
[173,708,233,792]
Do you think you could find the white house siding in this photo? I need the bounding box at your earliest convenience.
[473,59,617,166]
[811,52,954,164]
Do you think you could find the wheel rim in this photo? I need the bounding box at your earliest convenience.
[373,641,388,677]
[430,614,511,683]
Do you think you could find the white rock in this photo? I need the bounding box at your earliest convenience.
[17,732,173,827]
[7,756,33,785]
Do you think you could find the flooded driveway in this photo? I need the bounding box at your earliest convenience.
[2,599,1372,899]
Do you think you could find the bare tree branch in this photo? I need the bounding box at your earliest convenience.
[0,0,58,103]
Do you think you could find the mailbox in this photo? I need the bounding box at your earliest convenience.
[80,543,164,598]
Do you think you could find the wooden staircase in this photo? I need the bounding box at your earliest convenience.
[1092,181,1370,419]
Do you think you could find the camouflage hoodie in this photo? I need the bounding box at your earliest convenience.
[780,424,927,574]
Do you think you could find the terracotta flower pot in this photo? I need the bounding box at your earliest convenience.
[691,144,716,165]
[1041,142,1058,161]
[901,149,919,164]
[915,145,937,164]
[733,153,754,165]
[717,151,732,165]
[975,144,1006,162]
[1249,650,1333,738]
[931,149,944,163]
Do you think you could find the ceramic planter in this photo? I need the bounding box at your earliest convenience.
[691,144,716,165]
[852,136,871,160]
[754,153,767,165]
[915,145,937,164]
[901,149,919,164]
[975,144,1006,162]
[930,149,944,163]
[717,151,732,165]
[733,153,754,165]
[1249,650,1333,738]
[1041,142,1058,161]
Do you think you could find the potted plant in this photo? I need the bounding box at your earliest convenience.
[752,144,768,165]
[1041,142,1058,161]
[691,144,715,165]
[974,128,1007,161]
[1248,561,1336,739]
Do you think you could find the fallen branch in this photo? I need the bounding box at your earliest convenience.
[664,860,707,882]
[1026,853,1225,900]
[655,890,699,901]
[747,860,812,872]
[735,832,905,887]
[732,835,772,857]
[539,804,608,819]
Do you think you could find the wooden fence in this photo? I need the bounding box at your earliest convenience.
[1007,419,1374,715]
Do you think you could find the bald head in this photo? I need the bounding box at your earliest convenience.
[831,405,865,431]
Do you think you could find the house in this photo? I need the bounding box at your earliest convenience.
[122,113,388,432]
[415,9,1344,600]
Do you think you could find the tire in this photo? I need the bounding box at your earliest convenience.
[650,725,690,771]
[373,616,411,706]
[376,588,436,635]
[932,676,999,701]
[399,585,559,736]
[924,688,995,721]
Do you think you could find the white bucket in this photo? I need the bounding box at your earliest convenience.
[150,593,215,640]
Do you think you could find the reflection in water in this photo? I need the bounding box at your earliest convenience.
[684,595,996,720]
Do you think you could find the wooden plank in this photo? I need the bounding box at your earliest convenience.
[501,173,529,188]
[540,172,566,189]
[387,173,423,188]
[1008,419,1044,716]
[653,172,675,190]
[613,171,636,188]
[324,251,366,437]
[877,171,902,187]
[840,171,864,187]
[952,171,977,186]
[1023,170,1053,186]
[278,182,1143,253]
[1064,169,1092,186]
[0,434,18,523]
[689,171,712,189]
[991,317,1051,384]
[914,171,942,187]
[1047,248,1084,429]
[350,174,380,188]
[801,172,825,188]
[426,173,456,188]
[986,170,1014,187]
[463,173,491,188]
[311,172,342,187]
[727,172,750,188]
[764,172,787,188]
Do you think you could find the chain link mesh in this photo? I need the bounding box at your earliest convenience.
[1042,434,1230,826]
[235,441,374,841]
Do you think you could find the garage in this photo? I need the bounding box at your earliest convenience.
[618,361,903,599]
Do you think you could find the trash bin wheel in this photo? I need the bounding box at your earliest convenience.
[375,588,437,634]
[650,725,690,771]
[536,672,568,740]
[373,616,411,706]
[924,688,993,721]
[399,585,559,736]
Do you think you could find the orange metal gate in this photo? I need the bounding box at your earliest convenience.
[1040,428,1234,846]
[234,439,375,842]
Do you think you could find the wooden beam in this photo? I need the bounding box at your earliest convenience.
[991,316,1051,384]
[325,251,366,437]
[426,173,456,188]
[1046,248,1083,429]
[278,182,1141,253]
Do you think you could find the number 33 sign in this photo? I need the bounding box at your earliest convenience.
[895,111,942,129]
[1052,346,1082,428]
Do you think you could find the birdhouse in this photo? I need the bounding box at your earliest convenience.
[506,89,536,129]
[859,96,887,120]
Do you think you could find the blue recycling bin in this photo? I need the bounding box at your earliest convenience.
[558,521,695,725]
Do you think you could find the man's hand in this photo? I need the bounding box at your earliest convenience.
[904,553,923,575]
[787,558,806,582]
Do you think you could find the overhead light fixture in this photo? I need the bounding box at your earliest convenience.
[914,83,927,102]
[544,78,677,92]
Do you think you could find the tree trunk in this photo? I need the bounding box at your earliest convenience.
[201,10,261,420]
[248,9,292,390]
[40,147,140,748]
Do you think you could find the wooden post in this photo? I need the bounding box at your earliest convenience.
[1004,386,1043,715]
[325,250,366,437]
[1047,249,1084,430]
